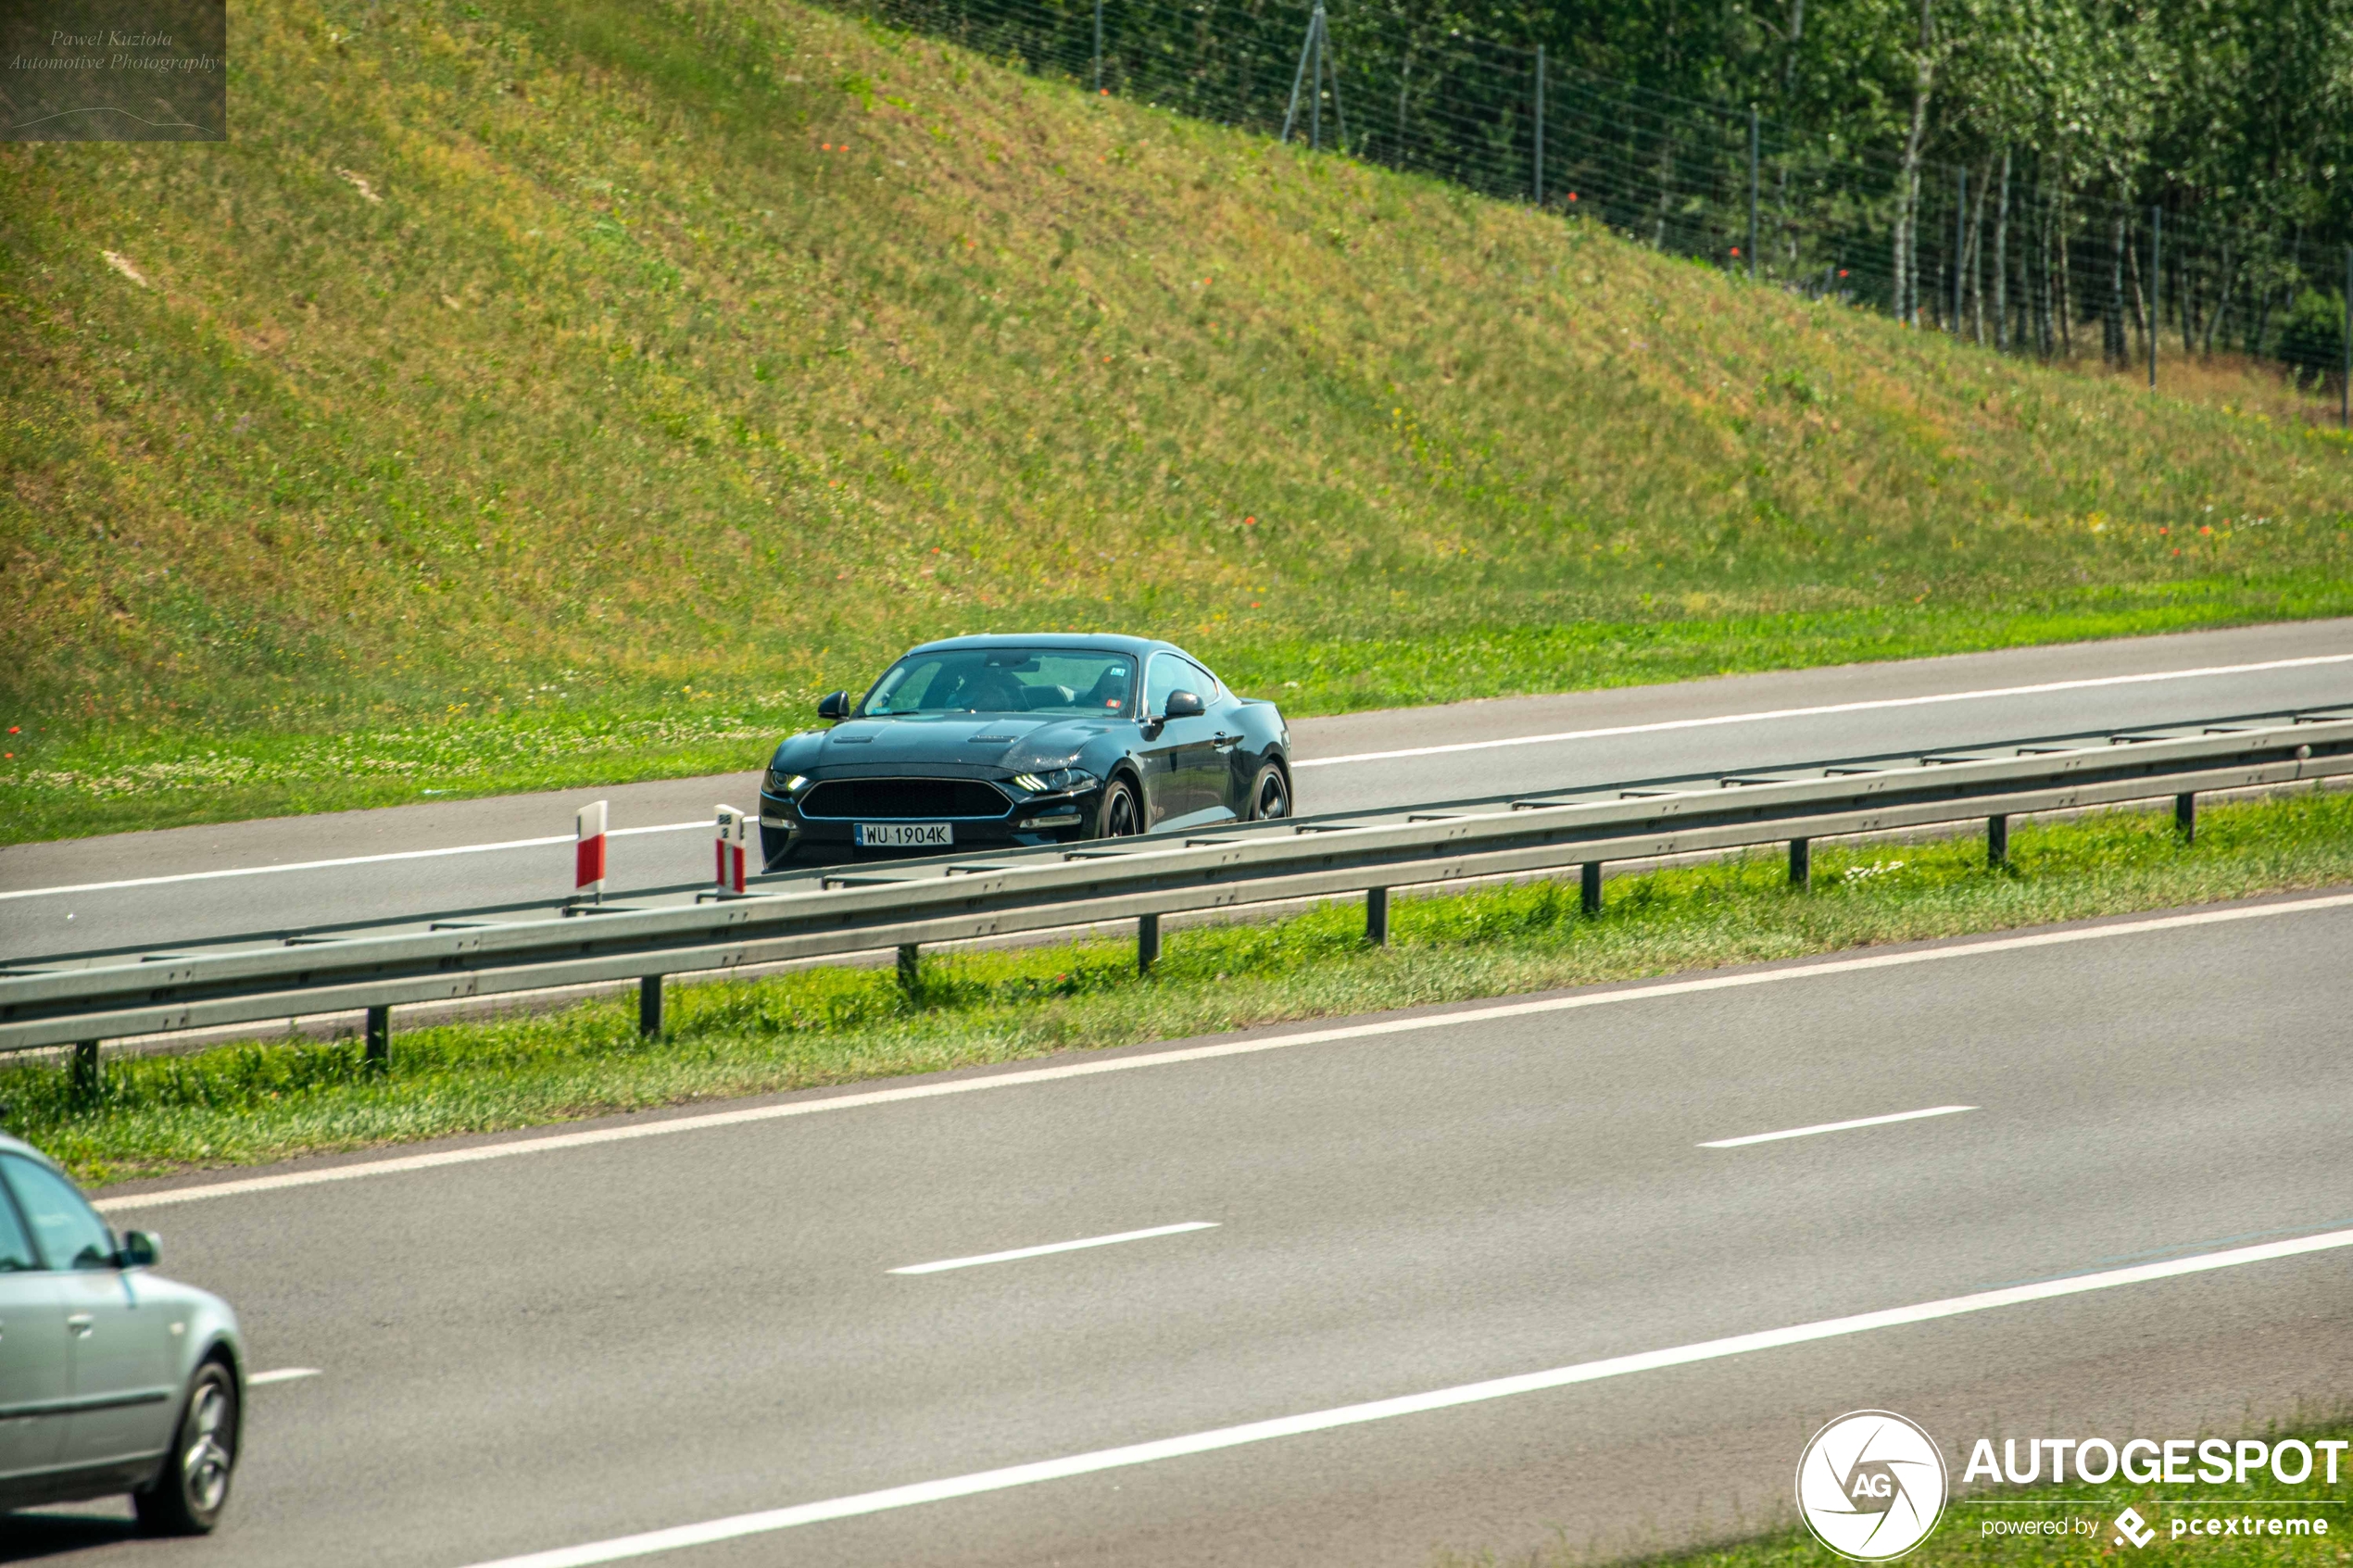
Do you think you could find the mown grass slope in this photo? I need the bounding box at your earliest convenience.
[5,0,2351,842]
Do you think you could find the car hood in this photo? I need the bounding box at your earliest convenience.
[797,715,1122,771]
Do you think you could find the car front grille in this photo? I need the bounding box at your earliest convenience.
[799,777,1013,820]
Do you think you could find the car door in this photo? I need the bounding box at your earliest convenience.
[2,1156,179,1469]
[0,1188,68,1482]
[1140,654,1220,828]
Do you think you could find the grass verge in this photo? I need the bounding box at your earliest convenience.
[5,0,2353,845]
[1435,1418,2353,1567]
[18,786,2353,1188]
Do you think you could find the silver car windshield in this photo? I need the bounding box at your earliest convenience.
[861,649,1136,718]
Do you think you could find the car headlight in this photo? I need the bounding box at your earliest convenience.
[1013,767,1099,796]
[764,769,812,797]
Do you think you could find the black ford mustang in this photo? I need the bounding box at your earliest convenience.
[758,634,1291,867]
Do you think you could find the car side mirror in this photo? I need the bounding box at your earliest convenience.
[817,691,850,721]
[118,1230,159,1269]
[1164,689,1205,720]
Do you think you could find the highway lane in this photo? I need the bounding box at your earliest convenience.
[18,889,2353,1567]
[3,617,2350,964]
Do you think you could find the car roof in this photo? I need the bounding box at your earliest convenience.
[901,632,1179,659]
[0,1132,52,1168]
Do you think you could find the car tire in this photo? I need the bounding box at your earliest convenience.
[1095,775,1144,838]
[1245,763,1290,822]
[133,1359,238,1536]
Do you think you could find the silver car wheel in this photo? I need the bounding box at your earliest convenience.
[1251,766,1290,822]
[183,1383,233,1513]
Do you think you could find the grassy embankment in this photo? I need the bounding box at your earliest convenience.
[1434,1420,2353,1567]
[16,785,2349,1186]
[3,0,2352,846]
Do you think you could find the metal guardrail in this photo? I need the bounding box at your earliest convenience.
[3,711,2348,1060]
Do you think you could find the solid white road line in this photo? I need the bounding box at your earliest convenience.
[1291,652,2353,769]
[248,1367,322,1386]
[889,1222,1219,1275]
[91,890,2353,1217]
[451,1223,2353,1568]
[1699,1104,1977,1148]
[0,820,710,903]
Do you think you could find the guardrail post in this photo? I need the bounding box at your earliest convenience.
[69,1040,99,1100]
[1580,861,1603,915]
[639,974,664,1037]
[2175,791,2196,843]
[1138,913,1161,974]
[1987,813,2009,868]
[1366,886,1390,946]
[364,1006,390,1073]
[1788,837,1810,890]
[896,945,920,997]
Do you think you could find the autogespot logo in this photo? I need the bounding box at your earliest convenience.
[1796,1411,1950,1561]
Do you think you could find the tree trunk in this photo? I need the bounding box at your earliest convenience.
[1893,0,1934,322]
[2201,244,2232,357]
[1993,148,2011,350]
[2057,197,2074,356]
[1967,157,1989,344]
[2105,214,2127,365]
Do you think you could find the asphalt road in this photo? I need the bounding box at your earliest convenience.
[4,619,2350,964]
[14,889,2353,1567]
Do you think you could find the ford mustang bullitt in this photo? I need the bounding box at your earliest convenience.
[758,634,1291,867]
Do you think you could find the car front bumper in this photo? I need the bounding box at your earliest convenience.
[759,784,1098,867]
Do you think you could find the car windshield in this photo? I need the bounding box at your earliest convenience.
[860,648,1137,718]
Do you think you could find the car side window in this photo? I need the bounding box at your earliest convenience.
[1143,655,1189,718]
[1176,656,1220,701]
[1,1156,115,1272]
[0,1181,35,1272]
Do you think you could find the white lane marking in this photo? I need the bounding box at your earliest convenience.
[1292,652,2353,768]
[92,890,2353,1216]
[451,1223,2353,1568]
[890,1222,1218,1275]
[0,821,710,903]
[248,1367,322,1386]
[1700,1104,1977,1148]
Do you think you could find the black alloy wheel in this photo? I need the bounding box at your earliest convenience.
[1247,764,1290,822]
[1096,776,1144,838]
[134,1360,238,1535]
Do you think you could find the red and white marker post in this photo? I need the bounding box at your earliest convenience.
[575,799,609,904]
[714,805,748,896]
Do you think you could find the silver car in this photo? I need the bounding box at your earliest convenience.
[0,1133,244,1532]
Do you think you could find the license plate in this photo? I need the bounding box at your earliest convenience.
[854,822,953,847]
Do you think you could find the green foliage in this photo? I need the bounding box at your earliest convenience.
[2278,290,2347,383]
[3,0,2351,847]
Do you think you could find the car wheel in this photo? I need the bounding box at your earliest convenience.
[1096,775,1144,838]
[1246,763,1290,822]
[133,1359,238,1536]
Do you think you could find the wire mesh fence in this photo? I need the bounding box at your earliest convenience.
[834,0,2353,407]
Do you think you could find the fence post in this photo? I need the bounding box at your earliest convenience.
[1366,885,1390,945]
[1532,45,1544,206]
[1747,105,1758,281]
[1092,0,1103,93]
[365,1005,390,1072]
[639,974,664,1037]
[1138,913,1161,974]
[1579,860,1603,915]
[1788,836,1811,890]
[897,944,920,997]
[2148,207,2160,389]
[1987,814,2009,869]
[69,1040,100,1100]
[2175,791,2196,843]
